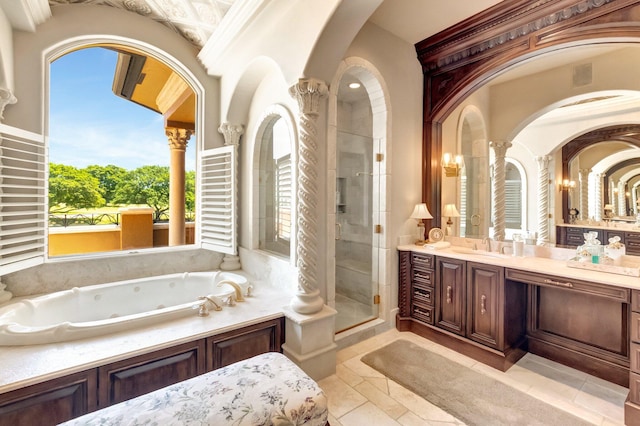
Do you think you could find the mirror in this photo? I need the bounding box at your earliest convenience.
[439,43,640,243]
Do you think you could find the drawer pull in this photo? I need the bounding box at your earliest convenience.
[446,285,452,304]
[543,278,574,288]
[415,273,430,280]
[480,295,486,315]
[414,307,430,316]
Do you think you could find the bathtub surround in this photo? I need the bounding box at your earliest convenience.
[0,281,11,303]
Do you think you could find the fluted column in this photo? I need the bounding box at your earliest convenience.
[218,123,244,270]
[288,78,328,314]
[0,88,17,122]
[579,168,590,220]
[594,173,603,221]
[618,181,627,216]
[166,127,193,246]
[535,155,551,245]
[490,140,511,241]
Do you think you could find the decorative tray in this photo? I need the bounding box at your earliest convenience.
[567,255,640,277]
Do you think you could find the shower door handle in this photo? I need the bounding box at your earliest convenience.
[335,223,342,240]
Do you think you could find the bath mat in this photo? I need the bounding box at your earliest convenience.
[361,339,593,426]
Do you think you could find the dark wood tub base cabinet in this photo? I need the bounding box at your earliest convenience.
[0,317,284,426]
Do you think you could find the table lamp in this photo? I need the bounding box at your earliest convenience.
[410,203,433,244]
[443,204,460,236]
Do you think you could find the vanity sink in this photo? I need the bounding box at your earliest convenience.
[450,247,513,259]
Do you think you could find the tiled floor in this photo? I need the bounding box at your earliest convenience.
[319,329,628,426]
[334,293,376,332]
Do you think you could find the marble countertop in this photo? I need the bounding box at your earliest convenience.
[556,222,640,231]
[398,244,640,290]
[0,286,293,394]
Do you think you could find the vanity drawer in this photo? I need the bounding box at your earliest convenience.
[632,291,640,313]
[412,269,433,287]
[631,342,640,373]
[412,283,433,306]
[632,313,640,343]
[411,252,434,270]
[411,303,433,325]
[631,372,640,404]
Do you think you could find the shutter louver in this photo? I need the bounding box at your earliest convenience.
[505,180,522,229]
[199,145,236,255]
[276,154,291,241]
[0,124,46,274]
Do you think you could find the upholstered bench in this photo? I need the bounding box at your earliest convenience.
[61,352,329,425]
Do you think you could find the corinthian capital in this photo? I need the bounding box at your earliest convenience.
[489,140,512,158]
[0,88,17,122]
[166,127,193,151]
[218,122,244,146]
[288,78,328,116]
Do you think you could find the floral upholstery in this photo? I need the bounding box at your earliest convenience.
[61,352,328,426]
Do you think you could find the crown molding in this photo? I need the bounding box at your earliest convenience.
[0,0,51,32]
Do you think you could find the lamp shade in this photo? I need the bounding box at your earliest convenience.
[443,204,460,217]
[410,203,433,220]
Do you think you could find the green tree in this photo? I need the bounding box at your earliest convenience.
[49,163,105,211]
[85,164,127,205]
[113,165,170,220]
[185,170,196,213]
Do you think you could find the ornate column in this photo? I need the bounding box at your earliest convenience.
[288,78,328,314]
[490,140,511,241]
[166,127,193,246]
[618,181,627,216]
[0,88,17,122]
[579,168,590,220]
[594,173,603,221]
[611,180,618,214]
[218,122,243,270]
[535,155,551,245]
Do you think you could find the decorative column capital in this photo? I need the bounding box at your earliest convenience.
[166,127,193,151]
[218,122,244,146]
[489,140,512,158]
[0,88,17,122]
[535,155,551,168]
[289,78,328,116]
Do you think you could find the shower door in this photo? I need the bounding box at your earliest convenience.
[334,131,378,332]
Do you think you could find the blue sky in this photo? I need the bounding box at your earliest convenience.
[49,47,196,171]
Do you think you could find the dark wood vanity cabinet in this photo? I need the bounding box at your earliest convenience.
[467,262,503,350]
[435,257,466,335]
[557,225,640,255]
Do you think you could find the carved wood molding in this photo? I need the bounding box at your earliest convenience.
[418,0,640,227]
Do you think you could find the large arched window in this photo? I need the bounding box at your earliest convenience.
[256,109,295,257]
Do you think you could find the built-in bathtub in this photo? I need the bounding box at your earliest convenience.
[0,271,249,346]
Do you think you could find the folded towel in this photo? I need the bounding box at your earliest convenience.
[424,241,451,250]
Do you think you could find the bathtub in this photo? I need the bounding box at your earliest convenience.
[0,271,249,346]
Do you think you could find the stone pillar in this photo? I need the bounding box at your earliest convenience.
[594,173,604,221]
[166,127,193,246]
[618,181,627,216]
[579,169,590,220]
[611,180,618,215]
[218,122,243,270]
[490,140,511,241]
[535,155,551,245]
[0,88,17,122]
[288,78,328,315]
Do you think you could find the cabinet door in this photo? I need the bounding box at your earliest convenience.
[467,262,503,349]
[98,340,205,408]
[435,257,466,336]
[206,317,284,371]
[0,369,97,426]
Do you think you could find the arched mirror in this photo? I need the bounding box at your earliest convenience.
[418,0,640,245]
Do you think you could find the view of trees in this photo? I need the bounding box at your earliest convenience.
[49,163,196,221]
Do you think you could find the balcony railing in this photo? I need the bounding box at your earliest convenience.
[49,211,195,227]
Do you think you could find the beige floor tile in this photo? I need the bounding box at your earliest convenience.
[527,385,604,425]
[317,375,367,418]
[338,401,400,426]
[342,355,386,379]
[575,381,626,424]
[354,380,408,419]
[335,363,364,387]
[387,380,460,423]
[365,376,389,394]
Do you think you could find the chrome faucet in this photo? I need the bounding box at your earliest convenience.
[482,237,492,252]
[217,280,245,302]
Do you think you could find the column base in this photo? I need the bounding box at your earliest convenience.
[290,289,324,314]
[282,305,337,381]
[220,254,241,270]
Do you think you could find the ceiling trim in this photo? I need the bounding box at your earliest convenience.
[0,0,51,32]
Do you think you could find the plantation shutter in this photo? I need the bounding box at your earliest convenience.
[0,124,46,275]
[199,145,236,255]
[275,154,291,241]
[505,179,522,229]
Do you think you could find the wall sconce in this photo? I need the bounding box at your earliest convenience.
[603,204,614,222]
[410,203,433,245]
[442,153,463,177]
[442,204,460,236]
[559,179,576,192]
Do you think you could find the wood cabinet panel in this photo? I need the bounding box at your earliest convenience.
[435,257,466,336]
[631,372,640,405]
[0,370,97,426]
[633,291,640,313]
[206,317,284,371]
[467,262,503,350]
[98,340,205,408]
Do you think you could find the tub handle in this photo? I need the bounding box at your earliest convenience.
[198,295,223,311]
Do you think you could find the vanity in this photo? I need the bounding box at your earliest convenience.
[397,245,637,390]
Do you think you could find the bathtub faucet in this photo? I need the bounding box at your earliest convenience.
[195,295,223,317]
[217,280,245,302]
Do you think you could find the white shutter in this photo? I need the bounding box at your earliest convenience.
[198,145,236,255]
[0,124,46,274]
[276,154,291,241]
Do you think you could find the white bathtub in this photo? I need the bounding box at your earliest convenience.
[0,271,249,346]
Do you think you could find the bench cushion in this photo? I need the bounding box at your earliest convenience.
[61,352,328,425]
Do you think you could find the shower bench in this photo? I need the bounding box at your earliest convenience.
[59,351,329,425]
